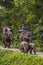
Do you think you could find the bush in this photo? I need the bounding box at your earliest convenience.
[0,50,43,65]
[37,47,43,52]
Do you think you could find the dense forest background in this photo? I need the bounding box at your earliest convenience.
[0,0,43,49]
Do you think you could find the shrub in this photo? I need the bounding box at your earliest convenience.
[0,50,43,65]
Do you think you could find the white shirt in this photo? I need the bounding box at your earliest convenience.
[3,26,11,34]
[7,27,11,32]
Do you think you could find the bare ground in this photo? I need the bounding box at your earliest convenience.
[0,46,43,57]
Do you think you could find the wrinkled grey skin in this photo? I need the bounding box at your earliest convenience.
[19,31,36,54]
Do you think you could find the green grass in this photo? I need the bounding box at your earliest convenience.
[0,40,3,46]
[0,50,43,65]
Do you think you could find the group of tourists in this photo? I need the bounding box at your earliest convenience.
[2,24,31,36]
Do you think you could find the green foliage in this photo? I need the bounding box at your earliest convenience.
[37,47,43,52]
[0,50,43,65]
[0,0,43,48]
[0,0,14,8]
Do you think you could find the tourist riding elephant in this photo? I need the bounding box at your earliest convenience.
[19,31,36,54]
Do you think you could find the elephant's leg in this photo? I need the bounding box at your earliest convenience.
[34,50,36,54]
[24,48,28,53]
[8,39,11,48]
[20,46,24,52]
[33,47,36,54]
[2,35,7,48]
[23,46,26,53]
[3,41,7,48]
[5,42,7,48]
[24,45,28,53]
[7,38,11,48]
[7,42,10,48]
[32,45,36,54]
[3,40,5,46]
[30,49,32,54]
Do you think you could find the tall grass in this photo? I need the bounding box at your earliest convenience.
[0,50,43,65]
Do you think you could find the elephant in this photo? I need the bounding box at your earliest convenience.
[20,41,36,54]
[19,31,32,43]
[2,31,13,48]
[19,31,36,54]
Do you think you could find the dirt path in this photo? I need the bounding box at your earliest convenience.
[0,46,43,57]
